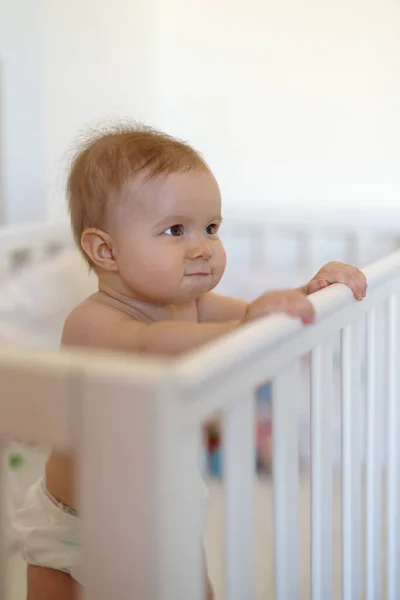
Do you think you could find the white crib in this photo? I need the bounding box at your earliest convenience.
[0,213,399,600]
[0,221,73,280]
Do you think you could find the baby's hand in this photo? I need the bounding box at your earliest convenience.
[306,262,367,301]
[243,290,315,325]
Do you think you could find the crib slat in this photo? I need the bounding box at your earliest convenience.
[224,393,255,600]
[347,232,365,267]
[311,340,333,600]
[249,225,267,269]
[341,322,362,600]
[366,308,382,600]
[386,295,399,600]
[273,362,300,600]
[176,424,205,600]
[298,229,316,272]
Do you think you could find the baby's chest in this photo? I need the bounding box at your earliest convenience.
[172,301,199,323]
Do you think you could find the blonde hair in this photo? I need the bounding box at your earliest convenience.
[67,122,209,264]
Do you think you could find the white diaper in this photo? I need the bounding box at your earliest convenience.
[13,476,208,586]
[12,478,83,584]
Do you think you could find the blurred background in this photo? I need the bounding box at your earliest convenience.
[1,0,400,225]
[1,2,400,598]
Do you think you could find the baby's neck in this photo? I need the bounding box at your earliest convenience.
[96,275,196,324]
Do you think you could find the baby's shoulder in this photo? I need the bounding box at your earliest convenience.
[61,295,130,349]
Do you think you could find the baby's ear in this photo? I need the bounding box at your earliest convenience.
[81,228,118,272]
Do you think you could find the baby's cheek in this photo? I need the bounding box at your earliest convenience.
[219,242,227,265]
[154,259,184,291]
[214,245,227,274]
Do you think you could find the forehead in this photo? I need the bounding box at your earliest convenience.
[124,170,221,221]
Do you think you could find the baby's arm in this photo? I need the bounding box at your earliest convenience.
[63,304,241,357]
[196,292,248,322]
[197,261,368,324]
[63,262,367,358]
[63,289,316,358]
[195,288,314,323]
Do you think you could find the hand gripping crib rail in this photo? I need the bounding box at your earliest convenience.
[0,252,400,600]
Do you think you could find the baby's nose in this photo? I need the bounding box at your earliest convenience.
[188,238,212,260]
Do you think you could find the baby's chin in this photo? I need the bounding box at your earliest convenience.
[178,273,221,300]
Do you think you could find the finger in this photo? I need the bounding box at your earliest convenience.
[286,296,316,324]
[342,269,367,300]
[319,265,367,301]
[306,279,329,295]
[340,266,367,299]
[356,270,368,297]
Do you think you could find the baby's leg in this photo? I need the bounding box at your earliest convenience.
[27,565,79,600]
[206,575,214,599]
[28,564,212,600]
[28,565,212,600]
[204,548,214,599]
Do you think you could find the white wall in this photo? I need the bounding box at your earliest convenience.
[0,0,46,223]
[156,0,400,216]
[42,0,161,221]
[1,0,400,223]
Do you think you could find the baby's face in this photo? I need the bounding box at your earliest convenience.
[110,169,227,304]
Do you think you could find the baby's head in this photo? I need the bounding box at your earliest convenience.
[67,123,226,305]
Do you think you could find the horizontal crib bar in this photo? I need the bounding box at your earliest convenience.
[1,258,400,444]
[0,258,399,460]
[180,272,400,426]
[0,352,72,449]
[176,250,400,396]
[0,222,72,276]
[224,207,400,231]
[0,346,171,448]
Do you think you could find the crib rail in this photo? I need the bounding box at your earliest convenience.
[221,210,400,273]
[0,221,73,279]
[1,249,400,598]
[1,213,399,283]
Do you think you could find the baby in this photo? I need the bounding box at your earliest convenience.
[13,124,367,599]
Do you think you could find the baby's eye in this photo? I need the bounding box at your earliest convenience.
[164,224,184,236]
[206,223,219,235]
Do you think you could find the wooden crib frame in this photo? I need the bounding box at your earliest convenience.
[0,216,399,599]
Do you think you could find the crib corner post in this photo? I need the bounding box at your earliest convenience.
[75,362,165,600]
[76,361,203,600]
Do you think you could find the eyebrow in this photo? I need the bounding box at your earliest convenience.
[153,214,223,229]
